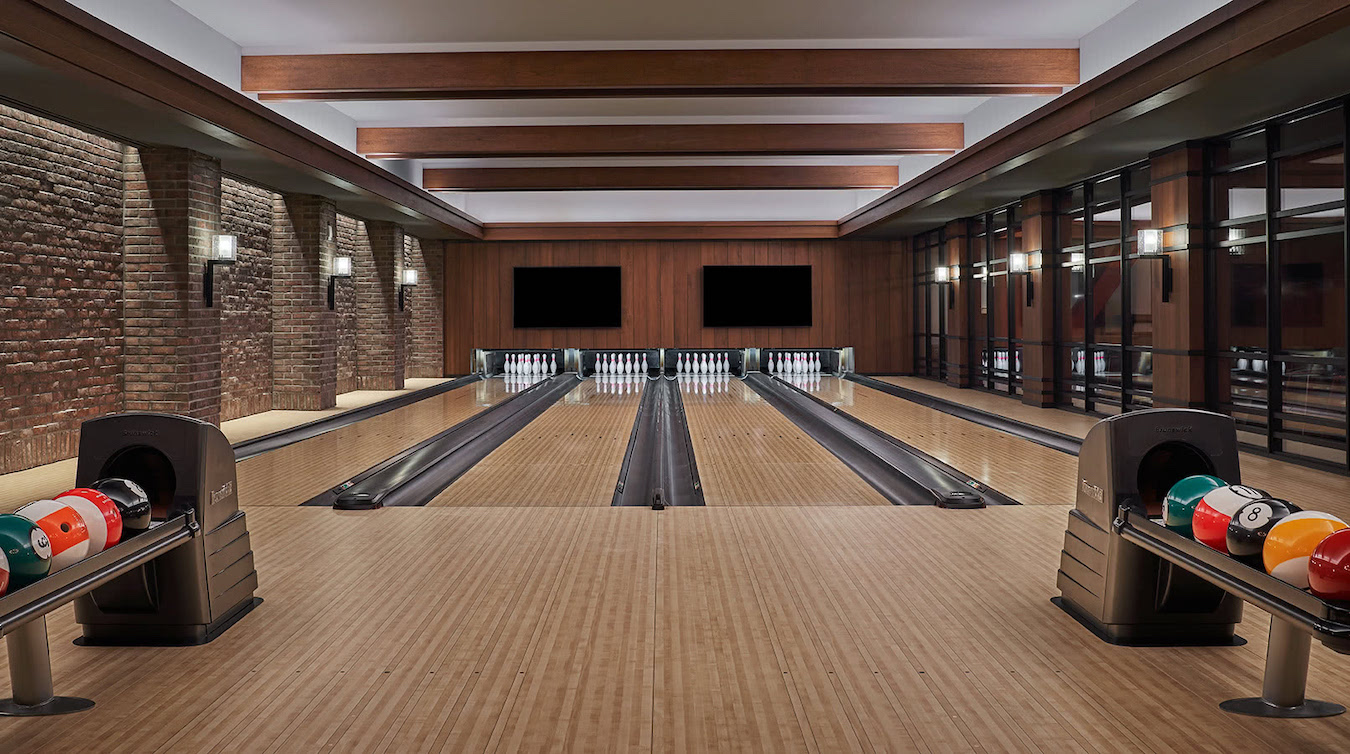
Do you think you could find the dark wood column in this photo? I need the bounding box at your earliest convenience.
[1021,191,1057,407]
[943,220,974,387]
[1149,142,1207,408]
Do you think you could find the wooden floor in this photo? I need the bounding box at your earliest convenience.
[239,378,510,507]
[5,504,1350,752]
[429,377,644,507]
[680,377,890,506]
[885,376,1350,522]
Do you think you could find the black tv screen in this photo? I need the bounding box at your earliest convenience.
[703,265,812,327]
[514,266,621,328]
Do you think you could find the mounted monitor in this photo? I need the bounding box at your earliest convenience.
[703,265,812,327]
[514,266,621,328]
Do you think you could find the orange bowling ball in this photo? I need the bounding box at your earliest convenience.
[15,499,90,571]
[1263,511,1348,588]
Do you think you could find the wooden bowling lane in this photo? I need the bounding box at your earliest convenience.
[679,377,890,506]
[797,375,1079,505]
[6,505,1350,752]
[879,376,1350,522]
[427,376,644,507]
[236,377,511,507]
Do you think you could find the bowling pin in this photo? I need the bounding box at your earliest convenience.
[767,353,775,373]
[625,353,633,375]
[640,354,648,375]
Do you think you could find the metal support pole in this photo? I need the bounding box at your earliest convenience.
[1220,617,1345,718]
[0,617,94,716]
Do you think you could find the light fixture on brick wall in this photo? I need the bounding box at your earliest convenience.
[204,233,237,307]
[1135,228,1172,302]
[329,255,353,310]
[398,267,419,311]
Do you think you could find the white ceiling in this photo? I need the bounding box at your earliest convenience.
[169,0,1132,51]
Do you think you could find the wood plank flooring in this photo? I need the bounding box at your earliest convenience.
[429,377,644,507]
[4,505,1350,752]
[679,377,890,506]
[237,378,510,506]
[883,376,1350,522]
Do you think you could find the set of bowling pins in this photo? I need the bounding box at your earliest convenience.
[766,351,821,375]
[681,372,731,395]
[595,373,643,395]
[1235,358,1272,374]
[594,352,649,376]
[1070,350,1107,376]
[504,352,556,376]
[985,349,1020,374]
[676,352,733,375]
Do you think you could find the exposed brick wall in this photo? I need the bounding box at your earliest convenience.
[219,177,274,421]
[334,214,361,393]
[355,220,406,390]
[122,146,222,424]
[405,237,444,378]
[272,194,337,410]
[0,105,124,473]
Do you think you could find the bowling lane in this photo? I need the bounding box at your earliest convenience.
[238,378,512,506]
[428,376,645,507]
[793,374,1078,505]
[680,377,890,506]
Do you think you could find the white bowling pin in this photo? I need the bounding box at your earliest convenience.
[721,353,729,374]
[767,353,775,373]
[812,353,821,373]
[677,353,686,374]
[549,354,557,375]
[641,354,648,375]
[505,354,513,374]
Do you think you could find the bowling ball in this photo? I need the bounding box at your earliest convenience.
[57,488,123,553]
[0,546,7,597]
[1309,529,1350,601]
[1226,498,1300,566]
[90,478,152,535]
[0,513,52,589]
[1264,511,1348,588]
[15,499,90,571]
[1193,485,1268,552]
[1162,475,1226,537]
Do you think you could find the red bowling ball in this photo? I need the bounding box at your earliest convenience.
[1309,529,1350,601]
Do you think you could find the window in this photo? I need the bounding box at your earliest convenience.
[912,229,946,379]
[1206,100,1347,467]
[971,206,1024,395]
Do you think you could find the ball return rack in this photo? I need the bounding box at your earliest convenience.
[0,412,260,717]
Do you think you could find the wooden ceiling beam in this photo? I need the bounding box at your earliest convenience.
[242,48,1077,100]
[423,165,901,191]
[359,123,963,159]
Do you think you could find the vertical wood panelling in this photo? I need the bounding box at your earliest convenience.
[441,239,908,373]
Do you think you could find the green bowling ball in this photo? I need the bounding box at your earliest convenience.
[0,513,52,589]
[1162,475,1226,537]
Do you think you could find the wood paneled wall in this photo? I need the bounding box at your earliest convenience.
[442,239,910,374]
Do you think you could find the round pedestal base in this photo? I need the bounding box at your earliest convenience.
[0,696,96,717]
[1220,697,1345,718]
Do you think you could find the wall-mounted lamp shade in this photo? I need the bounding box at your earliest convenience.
[1028,251,1043,270]
[933,265,950,283]
[1070,252,1086,267]
[401,268,419,286]
[1008,252,1029,274]
[213,234,237,262]
[333,256,353,277]
[949,264,960,281]
[1137,228,1163,255]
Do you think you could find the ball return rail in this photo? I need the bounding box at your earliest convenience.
[1114,506,1350,717]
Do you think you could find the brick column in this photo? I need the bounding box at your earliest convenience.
[1021,191,1057,407]
[356,220,407,390]
[406,237,446,378]
[1149,142,1207,408]
[122,146,222,423]
[272,194,337,410]
[942,220,973,388]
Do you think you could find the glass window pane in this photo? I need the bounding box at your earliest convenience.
[1129,351,1154,397]
[1091,261,1123,346]
[1279,106,1343,151]
[1058,264,1086,343]
[1279,146,1344,214]
[991,275,1008,335]
[1128,259,1154,347]
[1214,165,1267,223]
[1221,355,1269,429]
[1280,232,1345,356]
[1215,243,1268,351]
[1214,129,1266,168]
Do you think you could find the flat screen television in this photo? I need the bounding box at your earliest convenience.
[514,266,621,328]
[703,265,812,327]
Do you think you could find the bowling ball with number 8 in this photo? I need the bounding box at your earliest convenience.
[1226,498,1300,566]
[0,513,52,590]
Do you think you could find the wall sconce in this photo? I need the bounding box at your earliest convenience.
[204,234,237,307]
[933,265,950,283]
[1069,252,1085,267]
[1136,228,1172,302]
[1008,252,1038,306]
[399,267,419,311]
[329,255,352,310]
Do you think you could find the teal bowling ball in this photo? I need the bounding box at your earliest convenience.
[0,513,53,589]
[1162,475,1226,537]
